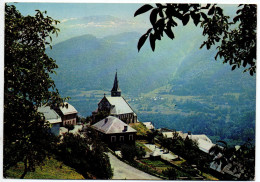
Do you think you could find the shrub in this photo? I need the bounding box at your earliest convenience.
[64,124,75,133]
[57,133,112,179]
[121,144,146,161]
[162,168,178,180]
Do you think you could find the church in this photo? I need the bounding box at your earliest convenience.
[93,72,138,124]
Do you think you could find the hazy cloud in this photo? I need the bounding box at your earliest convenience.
[68,20,137,28]
[61,18,78,23]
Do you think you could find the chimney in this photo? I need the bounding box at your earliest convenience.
[124,125,128,131]
[188,131,192,135]
[105,118,108,124]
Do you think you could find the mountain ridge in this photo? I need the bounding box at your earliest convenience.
[47,32,256,145]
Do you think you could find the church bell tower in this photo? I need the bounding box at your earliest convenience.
[111,71,121,97]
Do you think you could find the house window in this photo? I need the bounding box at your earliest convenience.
[119,136,124,142]
[111,136,116,143]
[129,134,133,141]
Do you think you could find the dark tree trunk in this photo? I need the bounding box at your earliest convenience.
[20,158,28,179]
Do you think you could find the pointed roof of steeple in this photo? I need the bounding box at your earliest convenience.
[111,71,121,92]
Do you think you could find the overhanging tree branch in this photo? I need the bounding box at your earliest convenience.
[135,4,256,75]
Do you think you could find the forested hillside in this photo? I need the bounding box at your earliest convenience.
[47,31,256,146]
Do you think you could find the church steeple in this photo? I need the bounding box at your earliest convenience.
[111,71,121,97]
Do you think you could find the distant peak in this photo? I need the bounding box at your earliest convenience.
[80,15,123,22]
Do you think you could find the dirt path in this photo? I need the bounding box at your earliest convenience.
[108,153,161,180]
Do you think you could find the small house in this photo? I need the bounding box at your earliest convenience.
[54,102,78,126]
[92,116,137,147]
[38,105,62,136]
[143,122,155,131]
[183,133,215,153]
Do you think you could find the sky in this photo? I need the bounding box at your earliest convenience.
[4,3,240,45]
[9,3,239,23]
[6,3,153,43]
[8,3,146,20]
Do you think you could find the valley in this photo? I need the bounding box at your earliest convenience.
[47,31,256,147]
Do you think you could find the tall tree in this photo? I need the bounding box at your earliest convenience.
[57,131,113,179]
[4,4,66,178]
[135,4,256,75]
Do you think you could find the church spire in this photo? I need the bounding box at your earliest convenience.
[111,71,121,97]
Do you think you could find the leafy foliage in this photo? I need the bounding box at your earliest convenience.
[232,140,255,180]
[64,124,75,133]
[157,134,172,153]
[140,109,255,147]
[121,144,146,161]
[57,130,113,179]
[130,122,151,138]
[135,4,256,75]
[156,132,211,172]
[209,139,255,180]
[146,130,159,144]
[4,4,66,178]
[162,168,178,180]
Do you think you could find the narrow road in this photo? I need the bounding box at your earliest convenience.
[108,153,161,180]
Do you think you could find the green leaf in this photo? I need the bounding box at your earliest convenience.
[208,6,215,15]
[146,28,153,34]
[236,9,242,14]
[191,12,200,26]
[200,12,208,20]
[154,30,161,40]
[178,4,190,13]
[206,43,210,49]
[150,9,158,26]
[155,18,165,29]
[149,33,156,51]
[171,19,178,26]
[233,15,240,23]
[182,14,190,26]
[243,61,247,67]
[164,26,174,39]
[134,4,154,17]
[137,33,148,52]
[216,7,223,15]
[201,4,210,10]
[250,69,253,76]
[232,65,236,70]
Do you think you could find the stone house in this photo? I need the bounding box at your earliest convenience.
[91,116,137,147]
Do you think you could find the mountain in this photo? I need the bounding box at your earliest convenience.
[52,15,150,45]
[46,31,256,146]
[131,46,256,146]
[47,31,193,96]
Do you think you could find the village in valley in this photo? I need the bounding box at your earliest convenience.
[36,72,252,180]
[4,3,256,181]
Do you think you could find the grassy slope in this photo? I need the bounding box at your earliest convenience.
[5,157,84,179]
[129,122,151,136]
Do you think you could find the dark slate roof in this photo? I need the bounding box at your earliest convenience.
[92,116,136,134]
